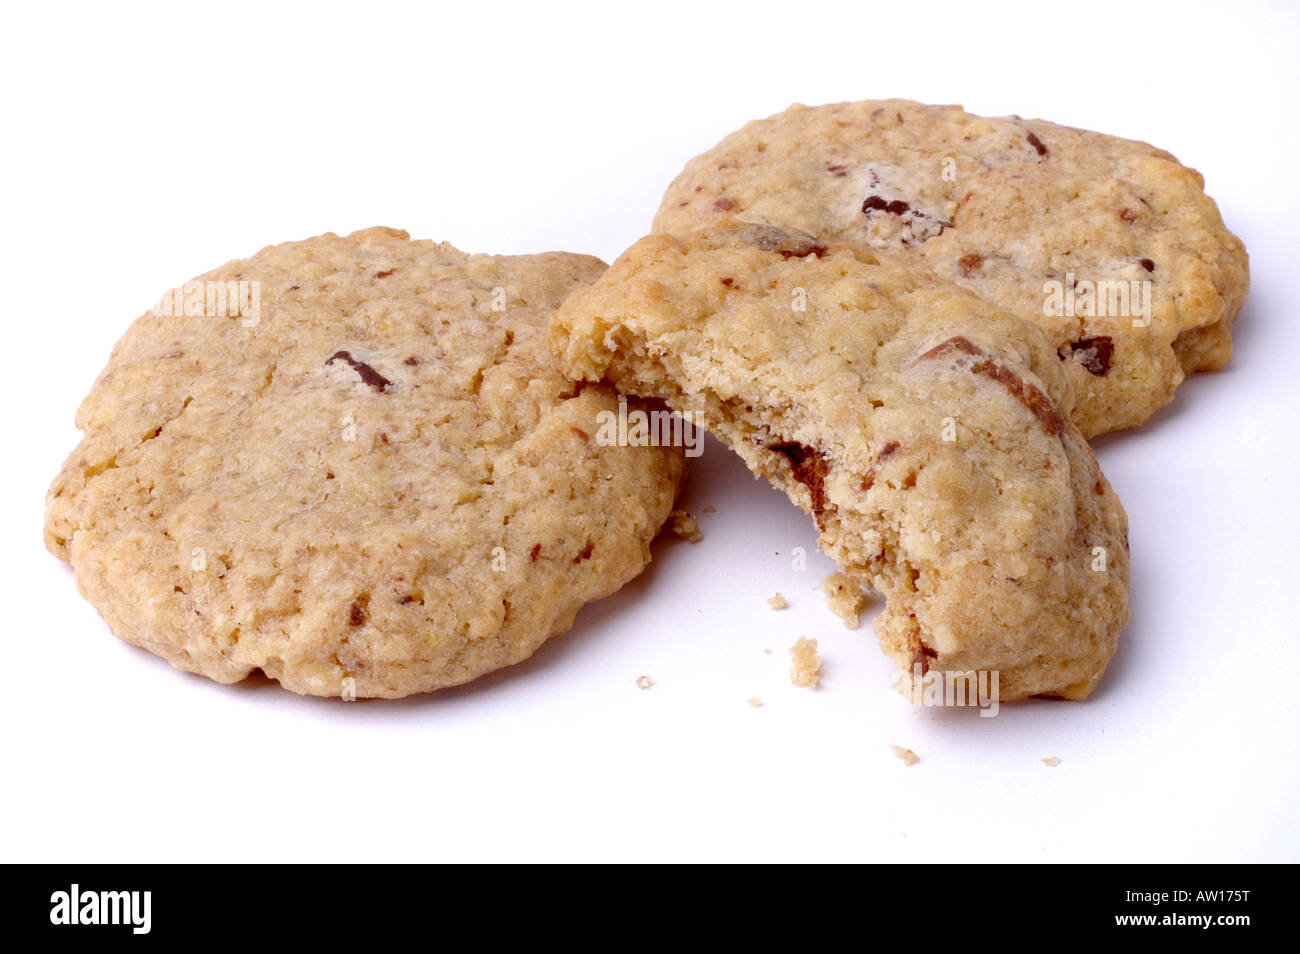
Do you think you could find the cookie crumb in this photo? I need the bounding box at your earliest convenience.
[789,636,820,688]
[819,572,867,628]
[636,675,653,690]
[767,592,788,610]
[702,505,717,513]
[746,697,763,707]
[763,648,773,655]
[1041,756,1060,767]
[889,744,919,766]
[669,509,702,542]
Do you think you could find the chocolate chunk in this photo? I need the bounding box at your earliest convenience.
[911,642,938,675]
[957,252,984,276]
[374,269,395,279]
[713,197,737,212]
[767,441,830,515]
[860,441,900,491]
[861,194,952,246]
[530,543,542,562]
[1139,258,1155,272]
[1070,336,1114,376]
[404,356,420,366]
[720,277,734,287]
[326,350,393,392]
[348,601,367,626]
[735,224,826,259]
[915,336,1064,437]
[1026,131,1049,157]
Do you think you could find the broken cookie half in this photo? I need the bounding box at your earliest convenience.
[550,223,1130,700]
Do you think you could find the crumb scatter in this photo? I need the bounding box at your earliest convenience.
[669,509,703,542]
[889,744,919,766]
[819,572,868,628]
[789,636,820,688]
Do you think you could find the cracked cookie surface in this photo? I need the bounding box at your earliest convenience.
[551,224,1130,700]
[654,99,1250,437]
[46,227,685,698]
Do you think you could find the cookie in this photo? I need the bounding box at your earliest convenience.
[46,227,686,698]
[550,224,1130,700]
[654,99,1250,437]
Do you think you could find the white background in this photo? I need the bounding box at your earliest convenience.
[2,0,1297,862]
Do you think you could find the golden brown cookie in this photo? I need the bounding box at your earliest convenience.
[46,228,685,698]
[654,99,1249,437]
[551,224,1130,700]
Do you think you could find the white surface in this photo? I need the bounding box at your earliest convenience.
[2,0,1297,863]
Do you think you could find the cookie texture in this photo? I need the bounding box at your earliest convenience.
[551,224,1130,700]
[654,99,1249,437]
[46,227,685,698]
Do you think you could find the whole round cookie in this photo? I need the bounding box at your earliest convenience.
[45,228,686,698]
[654,99,1250,437]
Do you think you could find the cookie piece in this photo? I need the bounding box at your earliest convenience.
[551,225,1130,700]
[654,99,1250,437]
[46,227,685,698]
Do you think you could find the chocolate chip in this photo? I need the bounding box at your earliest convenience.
[530,543,542,561]
[735,224,826,259]
[713,197,737,212]
[957,252,984,277]
[827,163,848,177]
[404,356,420,366]
[915,337,1064,437]
[1120,208,1137,223]
[911,642,938,675]
[861,194,952,246]
[1070,336,1114,376]
[1026,131,1048,157]
[374,269,395,279]
[1139,258,1155,272]
[348,601,367,626]
[326,350,393,392]
[860,440,901,491]
[721,277,734,286]
[767,442,830,515]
